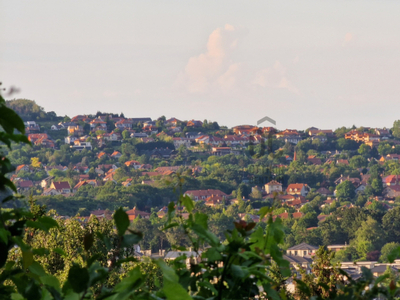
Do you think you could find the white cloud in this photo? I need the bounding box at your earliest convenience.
[252,61,299,94]
[175,24,245,93]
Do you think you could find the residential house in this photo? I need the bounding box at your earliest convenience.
[49,181,71,194]
[115,119,133,130]
[125,160,141,169]
[89,118,107,129]
[211,147,232,156]
[187,120,203,127]
[307,155,322,165]
[232,125,258,136]
[15,164,30,173]
[316,187,333,196]
[131,132,148,138]
[383,186,400,199]
[276,129,302,144]
[125,207,151,221]
[103,132,120,142]
[71,140,92,151]
[223,135,248,146]
[383,175,400,186]
[286,197,308,209]
[25,121,40,132]
[173,137,191,148]
[204,194,226,207]
[286,183,310,197]
[165,118,181,126]
[28,134,55,148]
[308,129,334,136]
[110,151,122,159]
[264,180,282,194]
[380,154,400,162]
[40,176,54,188]
[65,136,78,145]
[17,180,34,192]
[148,148,174,159]
[42,188,61,196]
[68,125,84,137]
[122,178,133,187]
[286,243,318,257]
[375,128,391,139]
[71,115,89,123]
[51,124,63,130]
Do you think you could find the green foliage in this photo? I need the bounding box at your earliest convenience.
[335,180,356,201]
[392,120,400,139]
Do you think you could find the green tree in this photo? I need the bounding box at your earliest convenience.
[392,120,400,138]
[380,242,400,263]
[354,216,384,258]
[335,180,356,201]
[382,207,400,243]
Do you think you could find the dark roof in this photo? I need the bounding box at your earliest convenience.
[371,265,398,274]
[283,255,313,264]
[131,118,152,123]
[287,243,318,251]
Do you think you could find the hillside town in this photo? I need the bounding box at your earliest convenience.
[5,99,400,289]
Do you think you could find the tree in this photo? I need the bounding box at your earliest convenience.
[392,120,400,138]
[31,156,41,168]
[349,155,367,168]
[335,180,356,201]
[380,242,400,262]
[122,130,130,140]
[370,177,383,196]
[354,216,384,258]
[319,216,346,245]
[382,207,400,243]
[294,247,344,299]
[358,144,371,157]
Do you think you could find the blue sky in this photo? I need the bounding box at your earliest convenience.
[1,1,400,130]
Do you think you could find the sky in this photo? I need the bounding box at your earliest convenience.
[1,0,400,130]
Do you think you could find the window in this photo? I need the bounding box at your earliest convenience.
[294,251,297,256]
[304,251,307,256]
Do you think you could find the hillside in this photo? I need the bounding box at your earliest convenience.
[6,99,59,121]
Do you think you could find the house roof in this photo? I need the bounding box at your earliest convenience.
[74,180,88,190]
[18,180,33,188]
[371,265,398,274]
[287,243,318,251]
[283,254,313,264]
[52,181,71,190]
[292,212,303,219]
[125,160,140,167]
[15,165,27,172]
[317,187,332,195]
[286,183,307,192]
[383,175,400,184]
[265,180,282,186]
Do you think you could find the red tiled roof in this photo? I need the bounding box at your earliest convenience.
[52,181,71,190]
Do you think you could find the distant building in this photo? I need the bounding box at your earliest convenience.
[286,243,318,257]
